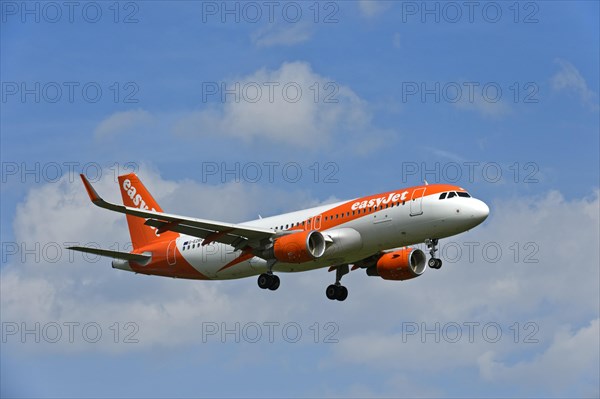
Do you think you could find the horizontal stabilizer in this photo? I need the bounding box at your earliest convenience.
[67,246,151,262]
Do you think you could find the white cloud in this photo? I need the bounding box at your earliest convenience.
[423,146,467,162]
[453,89,510,118]
[171,62,375,150]
[251,23,313,47]
[0,166,333,353]
[478,319,599,397]
[392,32,401,49]
[551,58,599,111]
[327,190,599,395]
[2,168,598,396]
[94,109,153,140]
[358,1,391,18]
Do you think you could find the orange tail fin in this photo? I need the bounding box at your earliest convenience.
[117,173,178,249]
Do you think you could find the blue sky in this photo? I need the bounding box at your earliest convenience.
[1,1,599,398]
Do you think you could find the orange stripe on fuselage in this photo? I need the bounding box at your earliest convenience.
[289,184,464,233]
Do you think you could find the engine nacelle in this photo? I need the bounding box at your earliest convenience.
[272,230,326,263]
[322,228,363,257]
[366,248,426,280]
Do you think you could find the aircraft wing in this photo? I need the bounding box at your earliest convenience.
[79,174,275,249]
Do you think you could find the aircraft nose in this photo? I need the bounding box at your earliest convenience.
[470,199,490,223]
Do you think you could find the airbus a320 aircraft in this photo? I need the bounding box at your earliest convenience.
[69,173,489,301]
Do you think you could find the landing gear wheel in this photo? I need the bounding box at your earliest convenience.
[336,286,348,301]
[426,238,442,269]
[326,284,348,301]
[268,275,280,291]
[326,265,350,301]
[326,284,338,300]
[258,273,271,289]
[428,258,442,269]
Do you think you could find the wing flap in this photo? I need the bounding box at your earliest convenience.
[144,219,246,247]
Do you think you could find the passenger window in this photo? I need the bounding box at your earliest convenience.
[448,192,456,198]
[439,192,447,200]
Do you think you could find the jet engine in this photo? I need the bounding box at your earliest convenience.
[270,230,326,263]
[366,247,426,280]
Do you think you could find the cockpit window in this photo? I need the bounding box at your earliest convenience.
[447,192,457,198]
[439,192,447,200]
[457,192,471,198]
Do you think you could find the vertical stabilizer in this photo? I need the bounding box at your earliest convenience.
[117,173,178,249]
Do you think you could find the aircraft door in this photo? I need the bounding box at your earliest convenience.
[312,215,322,230]
[410,188,426,216]
[167,240,177,266]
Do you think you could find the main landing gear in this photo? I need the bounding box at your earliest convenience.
[257,273,280,290]
[258,260,280,290]
[426,238,443,269]
[326,264,349,301]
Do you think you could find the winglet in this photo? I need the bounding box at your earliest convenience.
[80,174,101,203]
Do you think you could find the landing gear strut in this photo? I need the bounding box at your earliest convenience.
[258,260,280,290]
[326,264,349,301]
[426,238,443,269]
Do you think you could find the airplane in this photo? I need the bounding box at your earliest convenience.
[68,173,489,301]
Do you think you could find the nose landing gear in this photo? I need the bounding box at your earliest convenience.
[425,238,443,269]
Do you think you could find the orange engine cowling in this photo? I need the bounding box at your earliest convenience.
[273,230,326,263]
[367,248,426,280]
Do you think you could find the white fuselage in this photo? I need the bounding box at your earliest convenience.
[170,190,489,279]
